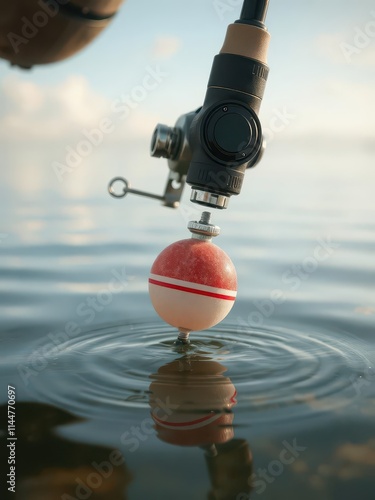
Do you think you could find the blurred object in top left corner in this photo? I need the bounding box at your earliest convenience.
[0,0,125,69]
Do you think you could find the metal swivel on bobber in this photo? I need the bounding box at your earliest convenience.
[148,212,237,343]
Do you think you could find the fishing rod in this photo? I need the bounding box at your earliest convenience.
[109,0,271,211]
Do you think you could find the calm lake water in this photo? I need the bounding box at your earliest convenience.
[0,139,374,499]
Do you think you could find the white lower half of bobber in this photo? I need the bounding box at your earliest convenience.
[148,274,237,332]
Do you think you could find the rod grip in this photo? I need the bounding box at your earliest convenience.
[220,23,270,64]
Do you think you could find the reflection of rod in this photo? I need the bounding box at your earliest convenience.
[205,439,254,499]
[239,0,270,26]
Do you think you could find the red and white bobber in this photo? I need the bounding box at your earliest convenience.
[148,212,237,341]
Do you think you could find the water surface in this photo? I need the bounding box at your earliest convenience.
[0,141,374,499]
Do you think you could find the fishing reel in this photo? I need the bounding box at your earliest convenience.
[109,0,270,210]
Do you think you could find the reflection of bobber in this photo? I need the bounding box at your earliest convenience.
[149,356,237,447]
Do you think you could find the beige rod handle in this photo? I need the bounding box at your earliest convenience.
[220,23,270,64]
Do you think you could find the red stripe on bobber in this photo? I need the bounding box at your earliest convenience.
[148,278,236,301]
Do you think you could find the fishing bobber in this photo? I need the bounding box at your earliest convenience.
[148,212,237,341]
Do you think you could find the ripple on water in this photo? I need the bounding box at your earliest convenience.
[25,322,371,423]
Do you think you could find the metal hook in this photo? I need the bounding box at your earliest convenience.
[108,177,164,201]
[108,175,184,208]
[108,177,130,198]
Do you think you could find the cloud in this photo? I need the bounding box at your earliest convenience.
[116,109,159,140]
[268,78,375,142]
[2,71,373,150]
[0,75,161,143]
[151,36,182,60]
[315,32,375,67]
[0,75,109,142]
[315,33,349,64]
[307,79,375,139]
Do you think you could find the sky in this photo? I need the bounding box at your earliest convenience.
[0,0,374,196]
